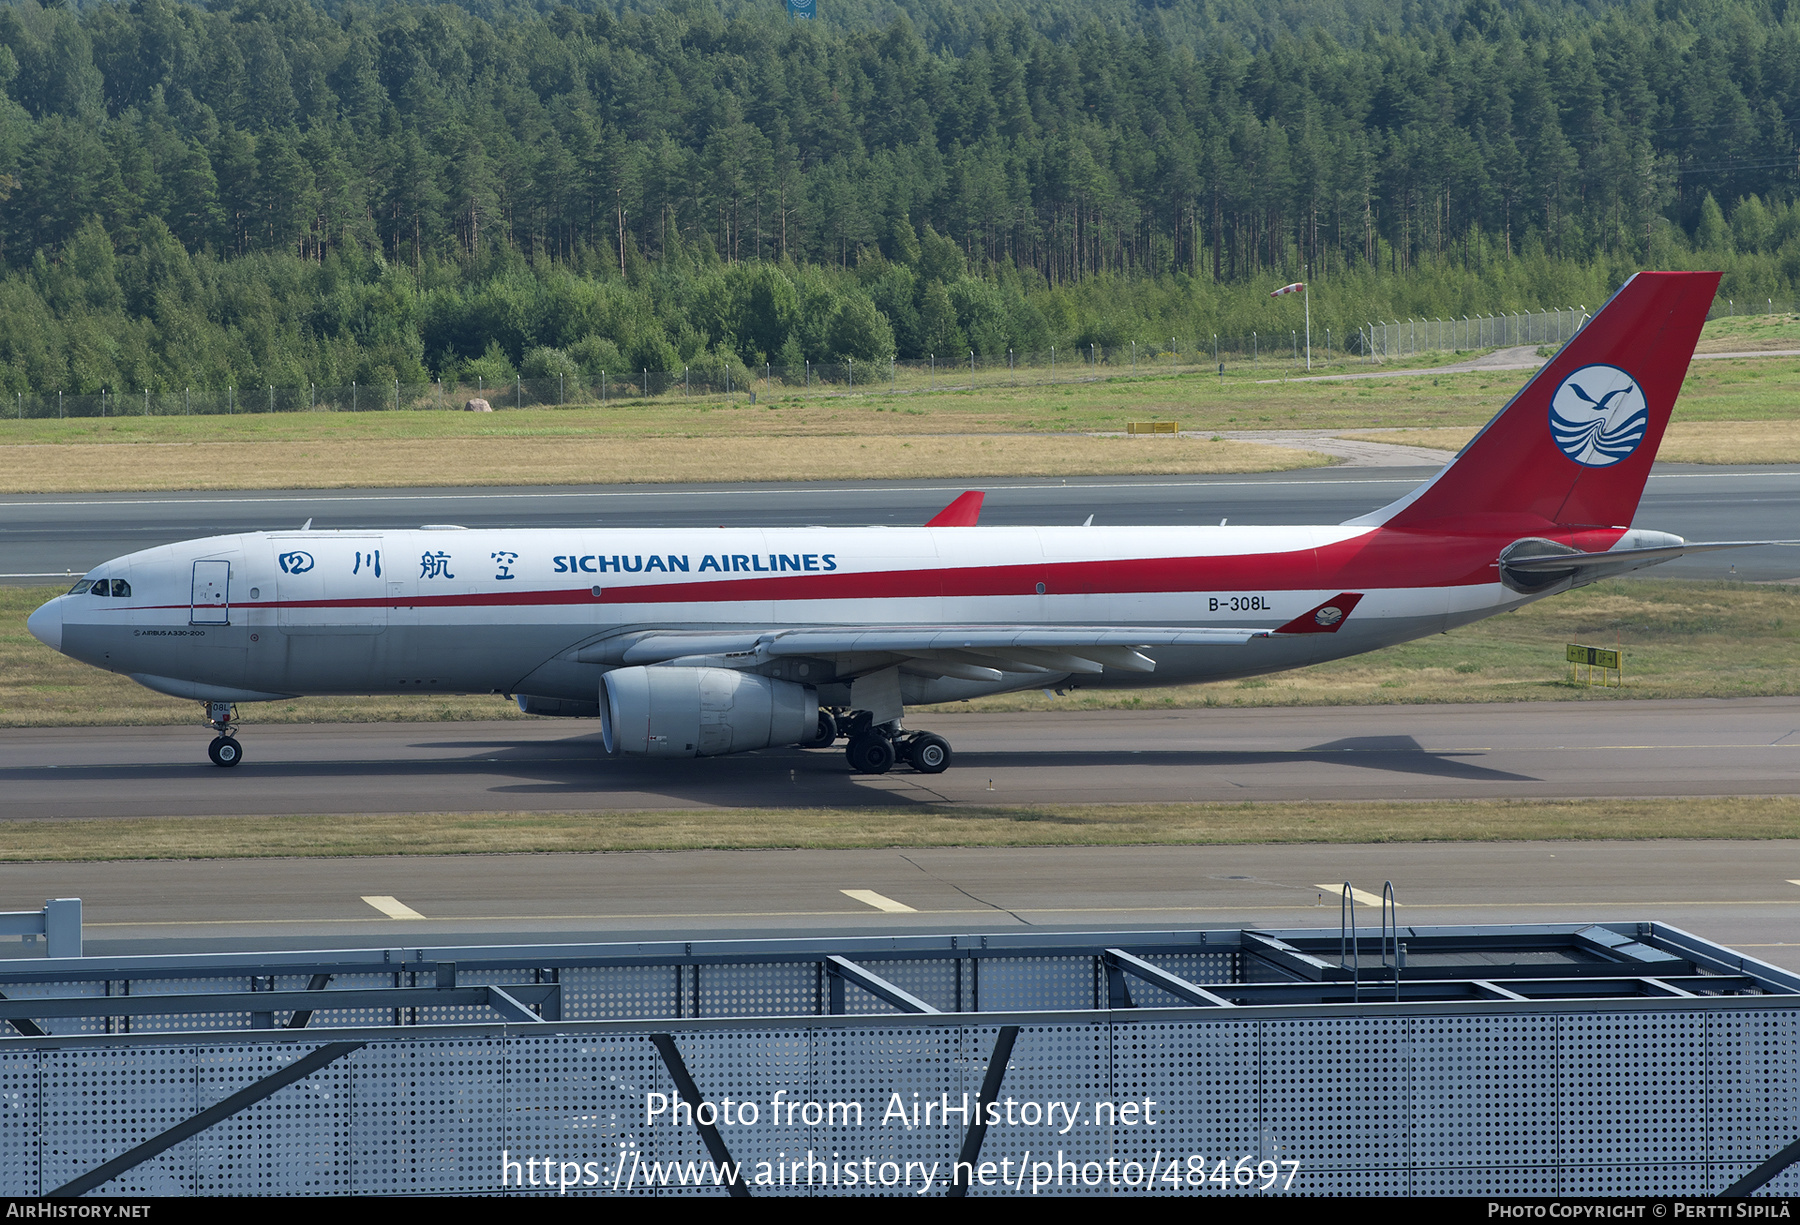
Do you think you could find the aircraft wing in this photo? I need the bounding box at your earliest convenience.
[617,624,1269,677]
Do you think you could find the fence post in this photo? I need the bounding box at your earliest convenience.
[847,357,853,391]
[44,898,80,959]
[602,371,607,405]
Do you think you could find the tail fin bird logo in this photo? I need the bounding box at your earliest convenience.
[1548,364,1649,467]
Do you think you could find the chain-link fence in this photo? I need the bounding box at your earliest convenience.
[1354,306,1590,363]
[13,300,1777,417]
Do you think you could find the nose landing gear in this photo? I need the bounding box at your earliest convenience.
[203,700,243,768]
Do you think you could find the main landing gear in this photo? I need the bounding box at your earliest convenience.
[203,700,243,768]
[822,709,953,776]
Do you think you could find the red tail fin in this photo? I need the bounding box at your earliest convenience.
[1363,271,1719,533]
[925,490,985,527]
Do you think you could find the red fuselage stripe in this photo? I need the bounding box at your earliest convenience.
[133,526,1629,613]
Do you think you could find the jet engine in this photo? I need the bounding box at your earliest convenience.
[601,666,818,757]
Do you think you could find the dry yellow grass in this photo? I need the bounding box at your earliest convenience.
[0,433,1326,494]
[8,797,1800,861]
[1346,420,1800,464]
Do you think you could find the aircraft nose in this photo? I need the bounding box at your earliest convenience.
[26,597,62,652]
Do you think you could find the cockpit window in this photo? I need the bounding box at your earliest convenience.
[111,579,131,597]
[90,580,110,596]
[68,580,92,595]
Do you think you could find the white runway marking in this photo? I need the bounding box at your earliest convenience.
[841,889,917,913]
[361,895,426,919]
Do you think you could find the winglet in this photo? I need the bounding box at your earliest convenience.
[925,491,985,527]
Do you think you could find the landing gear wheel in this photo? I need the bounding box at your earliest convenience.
[802,709,839,748]
[846,734,895,775]
[208,736,243,768]
[905,733,952,774]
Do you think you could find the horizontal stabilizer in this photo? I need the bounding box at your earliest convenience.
[1501,540,1799,572]
[1498,536,1799,592]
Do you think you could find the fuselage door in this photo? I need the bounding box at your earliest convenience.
[191,560,231,625]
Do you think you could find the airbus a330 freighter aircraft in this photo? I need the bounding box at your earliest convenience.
[28,270,1752,774]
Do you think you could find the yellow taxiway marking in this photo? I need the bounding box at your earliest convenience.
[1314,884,1392,907]
[841,889,917,913]
[361,894,427,920]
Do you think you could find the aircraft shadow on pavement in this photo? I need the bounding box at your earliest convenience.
[2,731,1536,814]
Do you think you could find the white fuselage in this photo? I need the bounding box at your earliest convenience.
[32,523,1546,709]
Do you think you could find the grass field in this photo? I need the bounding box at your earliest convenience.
[1351,418,1800,464]
[4,797,1799,862]
[4,315,1800,492]
[7,577,1797,727]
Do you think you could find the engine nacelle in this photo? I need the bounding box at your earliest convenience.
[601,666,819,757]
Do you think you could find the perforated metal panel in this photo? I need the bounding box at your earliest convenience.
[192,1043,350,1194]
[1411,1014,1556,1168]
[1282,1167,1411,1195]
[1109,1020,1261,1195]
[1557,1163,1715,1196]
[696,962,818,1018]
[1752,1162,1800,1196]
[298,971,414,1030]
[349,1038,505,1194]
[1261,1018,1409,1171]
[1133,951,1237,996]
[1559,1013,1707,1167]
[966,1023,1112,1198]
[559,964,678,1020]
[817,1024,969,1197]
[1708,1009,1800,1167]
[504,1033,671,1197]
[5,920,1798,1199]
[42,1047,196,1196]
[1411,1166,1560,1197]
[0,1050,38,1195]
[671,1028,819,1196]
[837,959,961,1015]
[974,956,1100,1012]
[3,978,113,1036]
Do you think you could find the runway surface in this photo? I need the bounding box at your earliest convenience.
[7,840,1799,972]
[8,698,1800,817]
[7,701,1798,964]
[5,464,1799,583]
